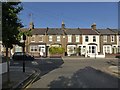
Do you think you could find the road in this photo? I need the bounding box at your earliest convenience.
[10,58,119,88]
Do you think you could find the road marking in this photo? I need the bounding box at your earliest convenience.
[13,62,19,64]
[31,61,38,65]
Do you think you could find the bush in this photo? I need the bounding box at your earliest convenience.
[49,47,65,55]
[115,55,120,58]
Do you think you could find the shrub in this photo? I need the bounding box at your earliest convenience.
[49,47,65,55]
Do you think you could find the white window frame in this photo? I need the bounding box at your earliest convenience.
[85,36,88,42]
[103,45,111,54]
[57,36,60,42]
[93,36,96,42]
[76,35,79,42]
[111,35,115,42]
[38,45,45,52]
[103,35,107,42]
[30,46,38,52]
[119,36,120,42]
[68,35,72,42]
[49,35,52,42]
[31,35,35,42]
[39,35,43,42]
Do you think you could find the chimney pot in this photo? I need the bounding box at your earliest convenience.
[91,23,96,30]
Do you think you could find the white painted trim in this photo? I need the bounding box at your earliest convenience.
[67,35,72,42]
[103,45,112,54]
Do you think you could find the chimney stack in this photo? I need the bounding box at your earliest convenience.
[29,22,34,30]
[91,23,96,30]
[61,21,65,29]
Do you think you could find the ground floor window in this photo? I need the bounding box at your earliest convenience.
[30,46,37,52]
[112,46,118,54]
[67,45,76,55]
[118,46,120,53]
[107,46,110,53]
[104,46,111,54]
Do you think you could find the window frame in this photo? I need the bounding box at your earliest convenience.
[57,35,61,42]
[103,35,107,42]
[75,35,79,42]
[49,35,53,42]
[111,35,115,42]
[30,46,38,52]
[85,36,89,42]
[31,35,35,42]
[68,35,72,42]
[39,35,43,42]
[93,36,96,42]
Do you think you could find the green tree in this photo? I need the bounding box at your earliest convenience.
[17,29,32,47]
[2,1,23,83]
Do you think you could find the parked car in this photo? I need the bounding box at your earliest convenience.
[12,52,34,61]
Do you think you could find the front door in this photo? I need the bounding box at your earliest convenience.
[92,46,96,54]
[89,46,96,54]
[38,45,46,56]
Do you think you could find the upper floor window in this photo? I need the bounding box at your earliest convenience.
[93,36,96,42]
[31,36,35,42]
[57,36,60,42]
[39,35,43,42]
[111,35,114,42]
[76,35,79,42]
[49,35,52,42]
[103,35,107,42]
[85,36,88,42]
[68,35,72,42]
[119,36,120,41]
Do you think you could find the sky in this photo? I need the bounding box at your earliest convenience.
[19,2,118,29]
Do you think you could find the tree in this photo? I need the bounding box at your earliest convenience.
[2,1,23,83]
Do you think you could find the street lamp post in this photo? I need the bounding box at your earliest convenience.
[23,33,26,72]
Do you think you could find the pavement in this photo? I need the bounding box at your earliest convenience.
[1,66,36,89]
[1,57,120,89]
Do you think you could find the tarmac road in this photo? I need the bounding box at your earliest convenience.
[25,58,119,88]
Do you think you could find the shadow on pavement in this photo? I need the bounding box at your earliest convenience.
[31,58,64,83]
[48,66,119,88]
[38,58,64,75]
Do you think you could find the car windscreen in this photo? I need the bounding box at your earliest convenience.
[14,52,25,55]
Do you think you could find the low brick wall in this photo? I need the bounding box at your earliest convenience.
[105,54,120,58]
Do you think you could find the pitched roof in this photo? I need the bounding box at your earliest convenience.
[47,28,63,35]
[19,28,29,32]
[79,29,99,35]
[31,28,47,35]
[110,29,120,35]
[65,28,82,35]
[20,28,47,35]
[96,29,116,35]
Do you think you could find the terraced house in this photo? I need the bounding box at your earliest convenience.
[2,22,120,58]
[96,28,118,54]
